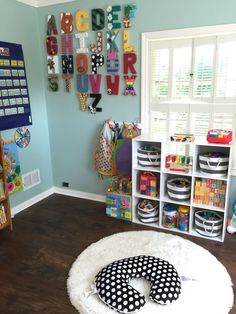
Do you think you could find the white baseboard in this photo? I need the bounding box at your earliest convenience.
[11,187,106,217]
[54,187,106,203]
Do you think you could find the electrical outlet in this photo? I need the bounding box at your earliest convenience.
[62,182,69,187]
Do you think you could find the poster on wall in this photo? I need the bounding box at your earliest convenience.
[3,141,23,195]
[0,41,32,131]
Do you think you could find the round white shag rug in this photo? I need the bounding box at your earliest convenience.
[67,231,234,314]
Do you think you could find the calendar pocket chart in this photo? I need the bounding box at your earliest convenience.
[0,41,32,131]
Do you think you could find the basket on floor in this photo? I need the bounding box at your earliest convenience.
[137,145,161,167]
[166,178,191,202]
[199,152,229,177]
[194,210,223,237]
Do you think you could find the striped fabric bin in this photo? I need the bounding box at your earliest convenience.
[137,199,159,223]
[137,145,161,167]
[167,178,191,202]
[199,152,229,177]
[194,210,223,237]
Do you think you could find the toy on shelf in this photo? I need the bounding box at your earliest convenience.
[207,129,232,144]
[139,172,158,197]
[170,133,195,142]
[227,201,236,234]
[137,145,161,168]
[165,154,192,173]
[162,204,178,228]
[107,176,132,195]
[193,178,226,208]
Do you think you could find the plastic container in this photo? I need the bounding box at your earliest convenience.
[178,206,190,231]
[162,205,177,228]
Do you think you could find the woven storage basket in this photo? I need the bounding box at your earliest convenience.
[137,145,161,167]
[137,200,159,223]
[199,152,229,177]
[194,210,223,237]
[167,178,191,202]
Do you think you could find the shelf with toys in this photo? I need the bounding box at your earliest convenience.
[0,138,12,232]
[132,133,233,242]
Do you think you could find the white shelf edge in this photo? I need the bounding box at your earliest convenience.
[191,203,225,213]
[133,165,161,173]
[133,192,160,201]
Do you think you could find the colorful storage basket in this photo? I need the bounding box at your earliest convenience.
[140,172,158,197]
[137,145,161,167]
[194,210,223,237]
[199,152,229,177]
[137,199,159,223]
[167,177,191,202]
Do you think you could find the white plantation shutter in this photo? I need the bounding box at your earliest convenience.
[193,37,215,98]
[172,42,192,97]
[151,48,169,98]
[216,35,236,98]
[150,110,168,136]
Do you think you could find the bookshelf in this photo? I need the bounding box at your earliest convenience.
[132,135,232,242]
[0,138,12,231]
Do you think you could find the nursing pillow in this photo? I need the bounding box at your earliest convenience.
[95,255,181,313]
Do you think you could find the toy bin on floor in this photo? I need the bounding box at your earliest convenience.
[106,192,132,221]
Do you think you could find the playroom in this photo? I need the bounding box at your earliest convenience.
[0,0,236,313]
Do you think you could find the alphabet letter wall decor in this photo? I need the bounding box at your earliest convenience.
[45,3,138,110]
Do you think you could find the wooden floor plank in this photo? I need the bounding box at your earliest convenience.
[0,194,235,313]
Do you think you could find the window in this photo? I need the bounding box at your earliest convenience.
[142,25,236,172]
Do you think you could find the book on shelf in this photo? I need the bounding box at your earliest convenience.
[0,204,7,225]
[0,179,5,199]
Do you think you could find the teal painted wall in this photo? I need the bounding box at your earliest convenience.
[0,0,53,207]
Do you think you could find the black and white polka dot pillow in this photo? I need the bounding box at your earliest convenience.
[94,255,181,313]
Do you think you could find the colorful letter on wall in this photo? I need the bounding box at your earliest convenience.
[107,50,119,73]
[47,55,59,75]
[75,33,89,54]
[47,15,58,35]
[123,52,137,74]
[46,36,58,55]
[76,53,88,74]
[89,74,102,93]
[92,9,105,31]
[62,55,74,74]
[107,5,121,30]
[123,4,137,28]
[76,74,89,93]
[78,93,88,111]
[106,75,120,95]
[123,75,136,96]
[89,31,103,53]
[91,53,104,74]
[89,93,102,113]
[61,13,74,34]
[61,34,73,54]
[107,30,119,52]
[48,76,59,92]
[123,30,136,52]
[76,10,89,32]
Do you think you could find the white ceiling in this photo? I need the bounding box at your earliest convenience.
[16,0,77,7]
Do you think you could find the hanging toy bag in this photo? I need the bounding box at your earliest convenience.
[95,121,113,177]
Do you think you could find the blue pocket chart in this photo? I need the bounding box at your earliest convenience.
[0,41,32,131]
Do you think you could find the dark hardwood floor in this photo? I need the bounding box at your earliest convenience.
[0,194,235,313]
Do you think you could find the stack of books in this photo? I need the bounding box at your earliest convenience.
[0,204,7,225]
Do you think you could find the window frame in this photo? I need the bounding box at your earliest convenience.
[141,24,236,173]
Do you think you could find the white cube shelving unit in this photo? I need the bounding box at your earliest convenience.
[132,135,233,242]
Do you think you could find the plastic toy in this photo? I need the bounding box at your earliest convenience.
[227,201,236,234]
[207,129,232,144]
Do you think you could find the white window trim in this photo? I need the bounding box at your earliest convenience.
[141,24,236,175]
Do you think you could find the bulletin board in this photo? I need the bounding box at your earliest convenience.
[0,41,32,131]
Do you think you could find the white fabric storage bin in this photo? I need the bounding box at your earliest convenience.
[199,152,229,177]
[194,210,223,237]
[137,145,161,167]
